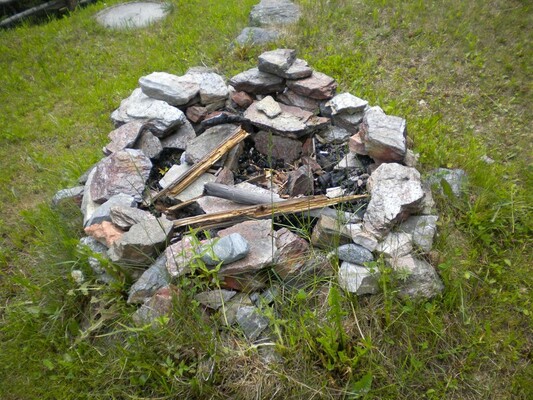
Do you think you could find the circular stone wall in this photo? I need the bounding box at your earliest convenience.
[95,1,169,29]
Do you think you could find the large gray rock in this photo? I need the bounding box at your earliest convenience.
[201,233,250,266]
[336,243,374,265]
[128,254,171,304]
[111,88,187,137]
[249,0,301,27]
[183,124,240,164]
[338,262,380,295]
[276,88,320,112]
[236,305,269,341]
[160,120,196,150]
[52,186,84,208]
[85,193,137,227]
[257,48,296,76]
[388,255,444,299]
[316,125,351,145]
[363,163,425,237]
[332,111,365,134]
[399,215,438,253]
[229,67,285,95]
[426,168,467,197]
[311,214,353,249]
[110,205,155,230]
[134,129,163,159]
[138,72,200,106]
[89,149,152,204]
[183,67,229,105]
[235,27,279,46]
[346,223,379,252]
[276,59,313,79]
[108,217,173,266]
[326,93,368,115]
[360,106,406,162]
[286,71,337,100]
[104,121,145,154]
[244,99,329,138]
[375,231,413,259]
[217,220,276,276]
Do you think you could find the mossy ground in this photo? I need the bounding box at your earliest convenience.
[0,0,531,398]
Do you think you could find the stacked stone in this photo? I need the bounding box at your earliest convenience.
[51,47,466,340]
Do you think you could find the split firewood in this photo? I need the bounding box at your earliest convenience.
[172,193,367,230]
[152,127,249,202]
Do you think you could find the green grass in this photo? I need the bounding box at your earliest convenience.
[1,0,532,398]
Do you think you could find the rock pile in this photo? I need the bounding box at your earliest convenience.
[54,48,466,342]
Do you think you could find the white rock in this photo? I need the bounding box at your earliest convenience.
[183,67,229,105]
[338,262,380,295]
[387,254,444,298]
[399,215,438,253]
[376,231,413,259]
[139,72,200,106]
[326,93,368,115]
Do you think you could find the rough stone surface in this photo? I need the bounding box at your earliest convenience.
[336,243,374,265]
[388,255,444,298]
[244,100,329,138]
[104,121,145,154]
[236,305,269,341]
[231,91,254,109]
[311,214,353,249]
[286,71,337,100]
[256,95,282,118]
[158,163,191,189]
[363,163,425,237]
[220,272,269,292]
[108,217,173,266]
[326,93,368,115]
[195,289,237,310]
[376,231,413,259]
[252,130,302,163]
[84,221,124,247]
[279,59,313,79]
[110,206,155,230]
[399,215,438,253]
[338,262,380,295]
[128,254,170,304]
[139,72,200,106]
[186,105,208,123]
[183,67,229,105]
[160,120,196,150]
[81,168,100,226]
[258,48,296,76]
[201,233,250,266]
[183,124,240,164]
[134,129,163,159]
[235,27,279,46]
[360,106,406,162]
[171,173,216,203]
[276,88,320,112]
[90,149,152,204]
[132,286,177,326]
[317,125,351,145]
[348,132,368,155]
[346,223,379,252]
[427,168,467,197]
[334,153,364,170]
[85,193,137,227]
[284,165,314,196]
[229,67,285,95]
[165,236,197,277]
[111,88,187,136]
[249,0,301,27]
[332,111,365,134]
[217,220,276,276]
[273,228,310,279]
[52,186,84,208]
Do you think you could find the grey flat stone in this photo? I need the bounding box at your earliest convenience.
[201,233,250,266]
[158,163,191,189]
[134,129,163,159]
[316,125,351,144]
[139,72,200,106]
[110,205,155,230]
[160,120,196,150]
[195,289,237,310]
[336,243,374,265]
[183,67,229,105]
[280,59,313,79]
[338,262,380,295]
[326,93,368,115]
[345,223,379,252]
[360,106,406,162]
[235,27,279,46]
[399,215,438,253]
[89,149,152,204]
[252,130,303,163]
[311,214,353,249]
[95,2,169,29]
[108,217,173,266]
[363,163,424,237]
[286,71,337,100]
[80,168,99,226]
[111,88,187,137]
[375,231,413,259]
[183,124,240,164]
[249,0,301,27]
[229,67,285,95]
[256,95,282,118]
[334,153,364,170]
[257,48,296,77]
[276,88,320,112]
[332,111,365,134]
[85,193,137,227]
[128,253,170,303]
[236,305,269,341]
[426,168,467,197]
[387,255,444,299]
[104,121,145,154]
[52,186,84,207]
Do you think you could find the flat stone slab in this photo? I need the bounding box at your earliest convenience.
[96,2,169,29]
[235,27,279,46]
[229,67,285,95]
[249,0,301,27]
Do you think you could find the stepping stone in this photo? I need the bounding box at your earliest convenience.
[95,2,169,29]
[235,27,279,46]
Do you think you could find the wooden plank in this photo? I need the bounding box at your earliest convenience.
[152,127,249,202]
[172,193,368,230]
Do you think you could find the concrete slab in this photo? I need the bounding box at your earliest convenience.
[96,1,169,29]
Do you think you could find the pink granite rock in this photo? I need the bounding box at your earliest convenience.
[286,71,337,100]
[84,221,124,247]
